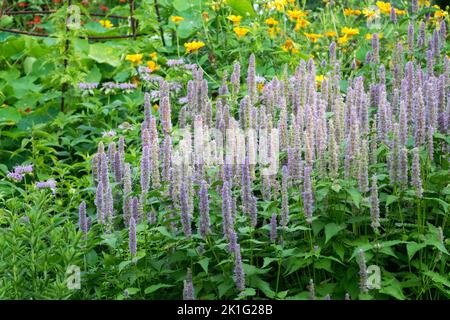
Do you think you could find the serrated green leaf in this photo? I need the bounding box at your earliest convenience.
[144,284,174,294]
[325,223,346,244]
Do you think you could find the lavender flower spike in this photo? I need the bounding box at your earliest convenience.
[370,175,380,230]
[233,244,245,292]
[180,182,192,238]
[183,268,195,300]
[78,201,88,234]
[270,213,277,242]
[199,180,211,239]
[302,166,314,224]
[129,216,137,257]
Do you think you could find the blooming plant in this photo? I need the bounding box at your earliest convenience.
[0,0,448,301]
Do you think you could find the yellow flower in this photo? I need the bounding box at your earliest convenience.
[395,9,407,15]
[316,75,325,83]
[338,35,349,45]
[281,38,299,53]
[99,20,113,28]
[294,18,310,31]
[233,27,250,38]
[125,53,143,64]
[341,27,359,36]
[325,31,337,37]
[434,10,448,19]
[147,60,160,72]
[376,1,391,15]
[362,8,377,19]
[202,12,209,21]
[287,9,308,20]
[268,26,281,38]
[419,0,430,6]
[304,33,323,43]
[265,17,279,26]
[149,52,157,59]
[153,104,159,111]
[184,41,205,53]
[365,33,383,40]
[227,15,242,25]
[344,8,361,16]
[171,16,184,23]
[257,83,264,92]
[267,0,287,11]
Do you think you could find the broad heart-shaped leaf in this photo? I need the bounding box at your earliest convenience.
[227,0,256,18]
[406,242,427,260]
[172,0,198,11]
[88,43,121,67]
[144,284,174,294]
[325,223,346,244]
[9,76,42,98]
[0,107,21,124]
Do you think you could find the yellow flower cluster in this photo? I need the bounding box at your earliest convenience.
[344,8,361,16]
[287,9,308,20]
[184,41,205,53]
[280,38,299,54]
[338,27,359,44]
[147,61,159,72]
[267,0,287,11]
[325,31,337,37]
[265,17,279,26]
[376,1,392,14]
[362,8,378,19]
[227,15,242,25]
[125,53,143,64]
[233,27,250,38]
[304,33,323,43]
[99,20,113,28]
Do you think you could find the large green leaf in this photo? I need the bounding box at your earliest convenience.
[88,43,121,67]
[0,107,21,124]
[325,223,346,244]
[227,0,256,18]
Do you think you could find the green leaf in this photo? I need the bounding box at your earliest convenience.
[198,258,209,274]
[0,107,21,124]
[172,0,193,11]
[325,223,346,244]
[144,284,174,294]
[241,288,256,297]
[262,257,278,268]
[385,195,398,207]
[227,0,256,18]
[347,188,361,208]
[423,271,450,288]
[156,226,173,238]
[23,57,37,75]
[379,277,405,300]
[406,242,427,260]
[253,277,275,298]
[124,288,140,295]
[88,43,121,67]
[118,260,132,272]
[243,263,270,276]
